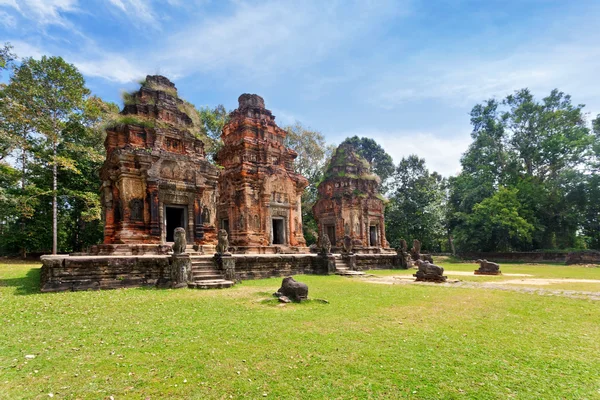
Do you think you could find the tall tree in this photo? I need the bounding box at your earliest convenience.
[456,187,534,252]
[386,155,447,252]
[8,56,90,254]
[448,88,597,251]
[198,104,228,161]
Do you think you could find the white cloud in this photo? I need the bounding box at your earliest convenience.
[107,0,156,24]
[73,53,143,83]
[0,10,15,27]
[371,40,600,111]
[9,40,45,59]
[336,129,472,176]
[155,0,407,79]
[0,0,78,26]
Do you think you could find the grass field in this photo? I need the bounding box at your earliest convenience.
[1,261,599,399]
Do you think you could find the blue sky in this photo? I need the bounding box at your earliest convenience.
[2,0,599,175]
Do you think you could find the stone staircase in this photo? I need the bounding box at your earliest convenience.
[187,255,235,289]
[333,254,365,276]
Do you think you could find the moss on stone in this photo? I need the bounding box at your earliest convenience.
[106,114,156,130]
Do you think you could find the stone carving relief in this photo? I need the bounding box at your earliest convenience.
[129,198,144,221]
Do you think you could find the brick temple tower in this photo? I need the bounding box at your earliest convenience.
[215,94,308,252]
[313,143,389,251]
[100,75,219,246]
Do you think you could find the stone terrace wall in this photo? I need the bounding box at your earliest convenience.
[233,254,327,280]
[40,255,171,292]
[40,252,405,293]
[566,250,600,265]
[355,254,397,269]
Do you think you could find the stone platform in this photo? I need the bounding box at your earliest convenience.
[39,251,403,292]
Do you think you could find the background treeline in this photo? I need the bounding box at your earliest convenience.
[1,43,598,256]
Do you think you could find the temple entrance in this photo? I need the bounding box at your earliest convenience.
[165,205,187,242]
[369,225,378,247]
[221,219,230,235]
[325,224,336,245]
[272,218,285,245]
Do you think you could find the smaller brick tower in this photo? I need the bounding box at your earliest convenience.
[215,94,308,252]
[313,143,389,252]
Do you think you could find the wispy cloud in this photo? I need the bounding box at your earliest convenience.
[0,9,15,28]
[370,39,600,110]
[0,0,78,27]
[155,0,407,79]
[107,0,157,24]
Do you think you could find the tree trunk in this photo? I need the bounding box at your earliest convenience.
[20,144,26,258]
[448,231,455,255]
[52,140,58,255]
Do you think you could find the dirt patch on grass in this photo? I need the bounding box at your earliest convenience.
[445,270,533,277]
[361,275,600,301]
[487,278,600,286]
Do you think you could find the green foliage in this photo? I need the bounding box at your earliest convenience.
[198,104,229,161]
[106,114,156,130]
[386,155,447,251]
[0,57,112,256]
[176,100,211,144]
[455,187,534,251]
[0,42,15,77]
[448,88,598,251]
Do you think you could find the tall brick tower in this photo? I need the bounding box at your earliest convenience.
[215,94,308,252]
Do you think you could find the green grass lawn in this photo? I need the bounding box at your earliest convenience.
[1,261,599,399]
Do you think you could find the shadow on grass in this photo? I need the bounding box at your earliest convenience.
[0,268,41,295]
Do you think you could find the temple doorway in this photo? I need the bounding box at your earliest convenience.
[221,219,230,235]
[272,218,285,245]
[165,205,187,242]
[325,224,336,245]
[369,225,378,246]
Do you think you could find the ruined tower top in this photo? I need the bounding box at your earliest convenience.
[145,75,177,91]
[220,93,286,147]
[238,93,265,110]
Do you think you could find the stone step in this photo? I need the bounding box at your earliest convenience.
[191,262,216,268]
[192,273,223,280]
[192,269,222,276]
[188,279,235,289]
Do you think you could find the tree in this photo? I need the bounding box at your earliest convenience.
[0,42,15,77]
[340,136,395,193]
[455,187,534,252]
[386,155,447,251]
[448,88,596,252]
[198,104,228,161]
[8,56,90,254]
[284,122,334,245]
